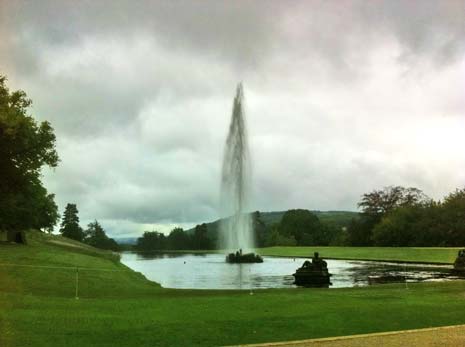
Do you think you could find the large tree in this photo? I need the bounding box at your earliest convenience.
[279,209,324,246]
[349,186,430,246]
[0,76,59,232]
[358,186,429,217]
[59,204,84,241]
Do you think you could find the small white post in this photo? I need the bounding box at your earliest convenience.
[75,267,79,299]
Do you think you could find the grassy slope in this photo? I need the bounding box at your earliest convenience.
[1,232,465,347]
[258,247,461,264]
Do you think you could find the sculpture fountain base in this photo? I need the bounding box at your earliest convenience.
[453,249,465,273]
[293,252,332,287]
[226,250,263,263]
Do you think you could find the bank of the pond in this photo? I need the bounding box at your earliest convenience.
[257,246,461,264]
[2,232,465,347]
[130,246,461,264]
[125,246,462,265]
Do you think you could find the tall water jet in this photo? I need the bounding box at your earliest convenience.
[219,83,257,256]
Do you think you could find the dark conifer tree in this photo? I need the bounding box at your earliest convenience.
[59,203,84,241]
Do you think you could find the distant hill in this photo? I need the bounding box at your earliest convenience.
[116,210,359,245]
[114,237,138,245]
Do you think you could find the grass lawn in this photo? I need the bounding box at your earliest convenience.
[258,246,461,264]
[1,232,465,347]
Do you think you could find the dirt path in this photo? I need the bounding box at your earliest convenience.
[230,324,465,347]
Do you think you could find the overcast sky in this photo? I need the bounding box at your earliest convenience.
[1,1,465,237]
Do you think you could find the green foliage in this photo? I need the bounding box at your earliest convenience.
[135,224,215,251]
[358,186,430,216]
[440,189,465,246]
[252,211,267,247]
[349,186,430,246]
[372,206,425,246]
[0,76,59,232]
[136,231,166,251]
[184,211,358,249]
[192,223,212,249]
[167,227,190,249]
[59,203,84,241]
[275,233,297,246]
[278,209,329,246]
[328,227,350,246]
[260,209,343,247]
[347,214,379,246]
[266,224,297,246]
[83,220,119,251]
[355,187,465,247]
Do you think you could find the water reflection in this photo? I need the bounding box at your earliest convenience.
[120,252,463,290]
[135,252,209,260]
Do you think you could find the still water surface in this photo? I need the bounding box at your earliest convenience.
[121,252,460,290]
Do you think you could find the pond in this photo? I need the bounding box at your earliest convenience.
[121,252,461,290]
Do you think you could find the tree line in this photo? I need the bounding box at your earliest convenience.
[135,224,213,251]
[140,187,465,250]
[347,186,465,247]
[256,210,342,247]
[135,210,343,251]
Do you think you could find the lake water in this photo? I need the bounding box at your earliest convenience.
[121,252,461,290]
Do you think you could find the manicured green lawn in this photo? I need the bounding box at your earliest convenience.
[258,246,461,264]
[1,232,465,347]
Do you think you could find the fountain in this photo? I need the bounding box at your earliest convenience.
[220,83,262,263]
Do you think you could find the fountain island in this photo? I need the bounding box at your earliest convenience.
[220,84,263,264]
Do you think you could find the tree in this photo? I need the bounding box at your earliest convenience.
[266,223,297,246]
[440,189,465,246]
[0,76,59,232]
[372,206,424,246]
[347,214,379,246]
[252,211,267,247]
[192,223,212,250]
[167,227,190,250]
[136,231,166,251]
[358,186,429,216]
[349,186,430,246]
[279,209,323,246]
[84,220,119,251]
[59,204,84,241]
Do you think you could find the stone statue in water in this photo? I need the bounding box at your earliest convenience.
[293,252,332,287]
[454,249,465,273]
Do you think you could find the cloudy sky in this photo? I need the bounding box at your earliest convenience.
[1,1,465,237]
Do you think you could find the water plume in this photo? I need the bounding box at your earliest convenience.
[219,83,254,251]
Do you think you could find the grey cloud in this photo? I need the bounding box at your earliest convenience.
[2,1,282,70]
[2,1,465,237]
[378,0,465,65]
